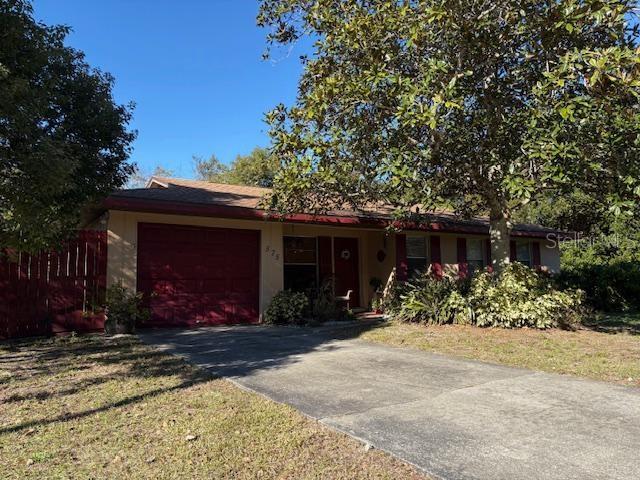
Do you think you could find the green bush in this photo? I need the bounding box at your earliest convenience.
[309,279,344,323]
[104,284,150,334]
[559,236,640,312]
[385,264,584,329]
[467,263,584,329]
[263,290,309,325]
[391,273,471,325]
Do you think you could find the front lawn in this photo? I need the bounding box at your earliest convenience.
[0,335,424,480]
[357,314,640,387]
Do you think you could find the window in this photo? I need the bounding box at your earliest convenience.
[406,236,428,276]
[283,236,318,292]
[516,241,532,267]
[467,239,485,274]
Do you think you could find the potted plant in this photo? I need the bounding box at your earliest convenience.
[369,277,384,313]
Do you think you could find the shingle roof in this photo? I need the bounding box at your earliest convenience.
[106,176,560,236]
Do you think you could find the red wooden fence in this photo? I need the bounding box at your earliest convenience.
[0,231,107,340]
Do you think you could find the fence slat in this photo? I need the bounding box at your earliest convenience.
[0,231,107,340]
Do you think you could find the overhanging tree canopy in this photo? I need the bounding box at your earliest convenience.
[258,0,640,271]
[0,0,135,251]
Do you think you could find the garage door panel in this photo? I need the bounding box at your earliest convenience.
[137,223,260,327]
[201,278,229,292]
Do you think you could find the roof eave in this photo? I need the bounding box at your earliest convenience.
[103,195,563,238]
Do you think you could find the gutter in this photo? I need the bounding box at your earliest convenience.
[103,196,562,239]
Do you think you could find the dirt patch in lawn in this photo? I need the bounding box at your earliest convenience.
[357,321,640,387]
[0,335,425,480]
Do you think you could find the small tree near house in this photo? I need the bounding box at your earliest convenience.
[258,0,640,272]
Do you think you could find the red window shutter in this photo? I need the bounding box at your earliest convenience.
[396,234,408,281]
[457,238,468,278]
[532,241,541,269]
[510,240,517,262]
[430,236,442,278]
[318,236,332,284]
[485,239,493,273]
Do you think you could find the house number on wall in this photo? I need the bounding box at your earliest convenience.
[265,245,280,261]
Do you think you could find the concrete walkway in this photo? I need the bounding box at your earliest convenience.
[140,324,640,480]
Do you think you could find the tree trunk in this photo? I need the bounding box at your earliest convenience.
[489,209,511,274]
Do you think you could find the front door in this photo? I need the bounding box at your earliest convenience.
[333,237,360,308]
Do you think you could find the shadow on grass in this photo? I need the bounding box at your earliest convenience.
[0,377,206,435]
[0,335,211,435]
[582,312,640,335]
[0,320,382,435]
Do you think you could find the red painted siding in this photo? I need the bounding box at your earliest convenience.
[317,236,333,285]
[395,234,408,281]
[485,239,493,272]
[532,241,541,269]
[430,236,443,278]
[457,238,468,278]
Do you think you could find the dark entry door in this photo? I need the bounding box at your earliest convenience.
[333,237,360,308]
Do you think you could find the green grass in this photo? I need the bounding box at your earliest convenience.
[0,335,424,480]
[356,316,640,387]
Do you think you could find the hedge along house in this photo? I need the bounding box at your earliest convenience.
[103,176,561,328]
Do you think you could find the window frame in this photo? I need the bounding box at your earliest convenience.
[405,235,430,276]
[283,236,319,292]
[283,236,319,266]
[515,240,532,267]
[466,238,485,274]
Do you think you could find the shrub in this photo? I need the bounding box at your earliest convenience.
[263,290,309,325]
[379,279,406,315]
[394,273,470,325]
[104,284,150,334]
[467,263,584,329]
[309,279,343,323]
[381,271,472,325]
[387,264,584,330]
[559,240,640,312]
[558,218,640,312]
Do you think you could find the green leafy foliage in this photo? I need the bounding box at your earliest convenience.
[194,147,280,188]
[258,0,640,269]
[467,264,584,329]
[104,284,150,334]
[513,190,609,234]
[558,220,640,311]
[389,273,472,325]
[385,265,583,329]
[309,278,343,322]
[1,0,135,251]
[263,289,309,325]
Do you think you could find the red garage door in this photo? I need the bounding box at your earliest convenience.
[137,223,260,327]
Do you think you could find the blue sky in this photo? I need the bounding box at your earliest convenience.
[33,0,308,178]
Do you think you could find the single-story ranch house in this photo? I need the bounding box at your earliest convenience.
[100,176,561,328]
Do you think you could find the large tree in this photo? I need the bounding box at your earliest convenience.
[0,0,135,251]
[194,147,279,187]
[258,0,640,271]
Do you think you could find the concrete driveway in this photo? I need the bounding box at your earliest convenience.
[140,324,640,480]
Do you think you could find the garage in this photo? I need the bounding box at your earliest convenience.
[136,222,260,327]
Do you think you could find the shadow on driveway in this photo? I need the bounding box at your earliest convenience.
[138,321,383,378]
[140,322,640,480]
